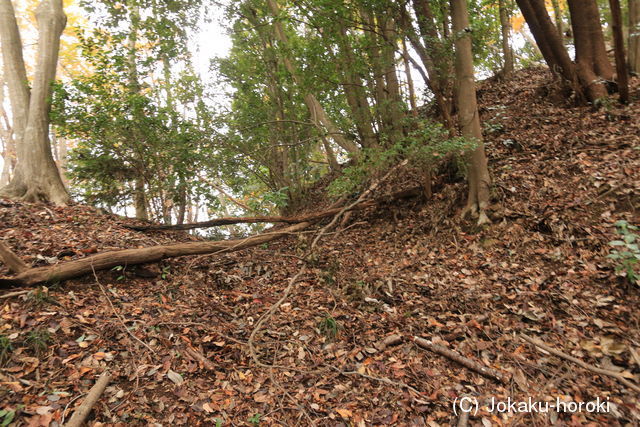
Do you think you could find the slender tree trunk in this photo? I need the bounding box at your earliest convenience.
[551,0,564,37]
[134,178,148,220]
[629,0,640,73]
[264,0,360,157]
[498,0,514,77]
[609,0,630,103]
[451,0,491,225]
[0,0,70,204]
[402,39,418,115]
[379,13,405,145]
[337,21,378,149]
[0,79,16,186]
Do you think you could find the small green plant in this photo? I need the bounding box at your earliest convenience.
[318,315,340,340]
[111,265,126,281]
[248,413,261,426]
[0,335,13,365]
[215,418,223,427]
[25,329,51,355]
[161,265,171,280]
[27,287,55,307]
[0,408,16,427]
[608,220,639,285]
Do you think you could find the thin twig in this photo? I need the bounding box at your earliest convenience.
[520,334,640,393]
[91,265,156,354]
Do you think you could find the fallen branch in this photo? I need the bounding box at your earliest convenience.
[126,186,422,231]
[520,334,640,393]
[0,241,28,273]
[65,371,111,427]
[413,337,510,384]
[0,289,30,299]
[0,222,311,288]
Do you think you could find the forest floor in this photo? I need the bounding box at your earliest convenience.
[1,67,639,426]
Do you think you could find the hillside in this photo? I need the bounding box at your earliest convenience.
[1,67,639,426]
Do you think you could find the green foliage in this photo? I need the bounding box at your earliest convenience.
[318,315,340,340]
[0,408,16,427]
[25,329,52,356]
[0,335,13,365]
[248,413,261,426]
[608,220,640,285]
[328,120,475,197]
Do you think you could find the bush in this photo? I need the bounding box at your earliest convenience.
[327,119,475,197]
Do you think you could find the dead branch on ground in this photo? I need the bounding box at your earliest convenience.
[520,334,640,393]
[414,336,511,384]
[65,371,111,427]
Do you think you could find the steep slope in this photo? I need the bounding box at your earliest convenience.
[0,67,639,426]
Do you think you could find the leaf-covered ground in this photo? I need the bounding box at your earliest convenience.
[1,68,639,426]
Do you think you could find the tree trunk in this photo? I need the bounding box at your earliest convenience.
[336,21,378,149]
[629,0,640,73]
[551,0,564,38]
[567,0,615,82]
[609,0,629,103]
[134,178,148,220]
[264,0,360,157]
[451,0,491,225]
[0,0,70,205]
[498,0,514,77]
[401,39,418,115]
[517,0,609,102]
[0,78,17,186]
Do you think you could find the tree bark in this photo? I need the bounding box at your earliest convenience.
[567,0,615,82]
[498,0,514,77]
[551,0,564,38]
[0,0,70,205]
[629,0,640,73]
[609,0,629,103]
[451,0,491,224]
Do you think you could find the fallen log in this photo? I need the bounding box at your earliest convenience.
[126,186,422,231]
[0,222,311,288]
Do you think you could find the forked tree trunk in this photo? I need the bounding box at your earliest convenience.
[629,0,640,73]
[516,0,609,102]
[0,0,69,204]
[567,0,615,83]
[451,0,491,224]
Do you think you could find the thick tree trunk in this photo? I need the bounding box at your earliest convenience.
[499,0,514,77]
[378,13,405,145]
[609,0,630,103]
[451,0,491,224]
[0,0,70,205]
[629,0,640,73]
